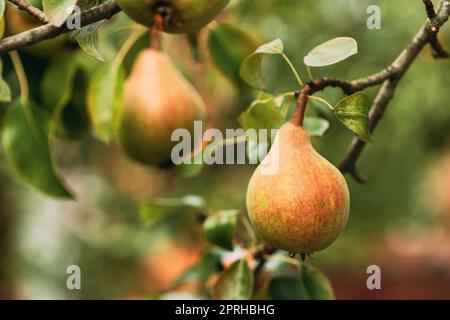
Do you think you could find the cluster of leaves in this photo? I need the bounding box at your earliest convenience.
[138,30,374,301]
[0,1,371,301]
[0,1,371,197]
[140,194,335,300]
[238,37,371,146]
[180,30,372,178]
[0,1,141,198]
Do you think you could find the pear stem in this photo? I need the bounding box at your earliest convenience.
[151,29,162,51]
[292,78,357,127]
[292,97,307,127]
[151,13,166,51]
[292,90,308,127]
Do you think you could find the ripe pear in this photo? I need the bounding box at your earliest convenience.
[116,0,230,33]
[246,122,350,254]
[118,49,206,166]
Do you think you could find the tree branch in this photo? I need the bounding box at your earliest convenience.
[423,0,450,57]
[423,0,438,20]
[7,0,48,24]
[291,1,450,183]
[338,80,398,183]
[0,0,121,55]
[338,0,450,182]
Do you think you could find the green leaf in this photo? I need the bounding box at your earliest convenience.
[240,92,296,164]
[268,276,310,300]
[177,146,205,179]
[41,54,78,113]
[202,135,247,165]
[140,195,206,227]
[335,91,372,142]
[304,37,358,67]
[268,264,335,300]
[187,32,202,62]
[0,0,5,17]
[87,63,125,142]
[0,15,4,40]
[203,210,239,251]
[247,138,270,165]
[71,22,104,61]
[43,0,77,27]
[0,59,11,102]
[304,117,330,137]
[301,264,335,300]
[208,23,257,88]
[1,99,72,198]
[240,39,284,90]
[238,94,284,132]
[0,1,5,39]
[213,259,254,300]
[176,250,222,286]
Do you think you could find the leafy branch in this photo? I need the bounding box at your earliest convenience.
[338,0,450,182]
[291,0,450,183]
[0,0,121,55]
[7,0,48,23]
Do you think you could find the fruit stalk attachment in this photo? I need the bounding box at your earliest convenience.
[292,78,355,127]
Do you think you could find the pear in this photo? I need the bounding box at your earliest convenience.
[246,122,350,254]
[116,0,230,33]
[118,49,206,166]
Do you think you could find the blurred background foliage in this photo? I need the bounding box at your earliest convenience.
[0,0,450,299]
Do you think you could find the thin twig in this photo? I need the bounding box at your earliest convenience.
[338,80,398,183]
[423,0,450,57]
[290,1,450,183]
[292,78,351,126]
[7,0,48,24]
[0,0,121,55]
[338,0,450,182]
[430,34,450,57]
[423,0,438,21]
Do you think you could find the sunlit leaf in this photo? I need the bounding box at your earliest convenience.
[247,138,270,165]
[203,135,247,165]
[203,210,240,251]
[241,92,295,164]
[301,264,335,300]
[0,0,5,39]
[87,63,125,142]
[176,250,222,285]
[1,99,73,198]
[177,144,205,179]
[208,23,257,88]
[41,54,78,112]
[71,22,104,61]
[304,37,358,67]
[213,259,254,300]
[140,195,206,227]
[240,39,284,90]
[335,91,371,142]
[304,117,330,137]
[0,59,11,102]
[0,0,5,17]
[43,0,77,27]
[238,94,284,132]
[268,263,335,300]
